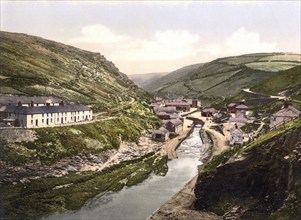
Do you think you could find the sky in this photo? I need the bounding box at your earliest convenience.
[1,1,300,75]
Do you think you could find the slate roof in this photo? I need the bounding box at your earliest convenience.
[165,118,183,126]
[0,105,91,114]
[154,127,169,135]
[0,95,62,105]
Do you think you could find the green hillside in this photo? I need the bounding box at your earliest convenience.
[252,65,301,97]
[128,72,168,89]
[145,63,203,92]
[0,31,150,112]
[154,53,301,105]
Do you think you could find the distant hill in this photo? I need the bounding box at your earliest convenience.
[145,63,203,92]
[0,31,150,112]
[153,53,301,105]
[128,72,168,89]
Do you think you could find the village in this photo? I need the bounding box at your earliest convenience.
[0,94,300,151]
[149,95,301,151]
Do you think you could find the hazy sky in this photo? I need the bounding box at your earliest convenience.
[1,1,300,74]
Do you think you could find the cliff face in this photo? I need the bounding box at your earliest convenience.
[194,119,301,219]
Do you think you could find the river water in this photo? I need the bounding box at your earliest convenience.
[47,127,209,220]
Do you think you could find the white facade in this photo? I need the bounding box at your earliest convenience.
[230,128,244,146]
[2,106,93,128]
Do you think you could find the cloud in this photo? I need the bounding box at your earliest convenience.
[68,24,200,62]
[202,27,277,57]
[68,25,278,73]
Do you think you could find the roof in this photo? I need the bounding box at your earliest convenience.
[156,111,169,116]
[0,95,62,105]
[156,107,177,113]
[202,108,217,113]
[273,106,301,117]
[236,104,249,109]
[0,105,91,114]
[165,102,190,106]
[154,127,169,135]
[229,117,248,123]
[227,103,237,107]
[165,118,183,126]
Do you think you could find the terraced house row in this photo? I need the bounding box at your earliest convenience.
[0,96,93,128]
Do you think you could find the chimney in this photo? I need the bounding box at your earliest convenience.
[283,100,292,108]
[18,101,22,107]
[60,101,64,106]
[46,102,50,107]
[31,101,34,107]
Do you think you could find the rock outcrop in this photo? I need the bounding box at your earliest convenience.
[194,119,301,219]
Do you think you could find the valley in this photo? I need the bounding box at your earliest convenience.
[0,31,301,220]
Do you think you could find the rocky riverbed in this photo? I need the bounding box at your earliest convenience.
[0,132,163,184]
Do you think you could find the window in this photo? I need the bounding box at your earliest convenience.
[42,119,44,124]
[31,114,33,118]
[47,113,49,117]
[42,113,44,117]
[51,113,53,117]
[51,118,53,123]
[31,120,33,125]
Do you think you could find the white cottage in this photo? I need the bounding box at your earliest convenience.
[230,127,244,146]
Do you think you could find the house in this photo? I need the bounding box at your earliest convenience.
[0,102,93,128]
[213,113,223,123]
[270,105,301,128]
[201,108,217,117]
[156,106,177,114]
[230,124,244,145]
[152,127,169,142]
[229,116,248,124]
[156,111,170,120]
[235,104,249,114]
[227,103,237,113]
[164,118,184,134]
[165,102,191,111]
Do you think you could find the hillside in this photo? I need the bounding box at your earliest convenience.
[128,72,168,89]
[194,118,301,219]
[251,65,301,99]
[154,53,301,105]
[0,31,150,112]
[145,63,203,92]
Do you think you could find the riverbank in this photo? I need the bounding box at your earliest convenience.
[149,115,230,219]
[161,119,193,159]
[149,175,220,220]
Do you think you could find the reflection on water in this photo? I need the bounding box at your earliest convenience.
[47,127,208,220]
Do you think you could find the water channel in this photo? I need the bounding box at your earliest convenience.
[47,127,210,220]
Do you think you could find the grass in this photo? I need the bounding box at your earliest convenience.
[245,62,299,72]
[0,153,168,219]
[0,31,152,110]
[251,65,301,96]
[240,123,261,133]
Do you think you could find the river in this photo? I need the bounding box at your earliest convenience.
[46,127,210,220]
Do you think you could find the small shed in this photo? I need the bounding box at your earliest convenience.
[152,127,169,142]
[164,118,184,133]
[201,108,217,117]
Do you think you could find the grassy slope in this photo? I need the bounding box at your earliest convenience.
[155,53,301,105]
[251,65,301,97]
[145,63,203,92]
[0,31,150,111]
